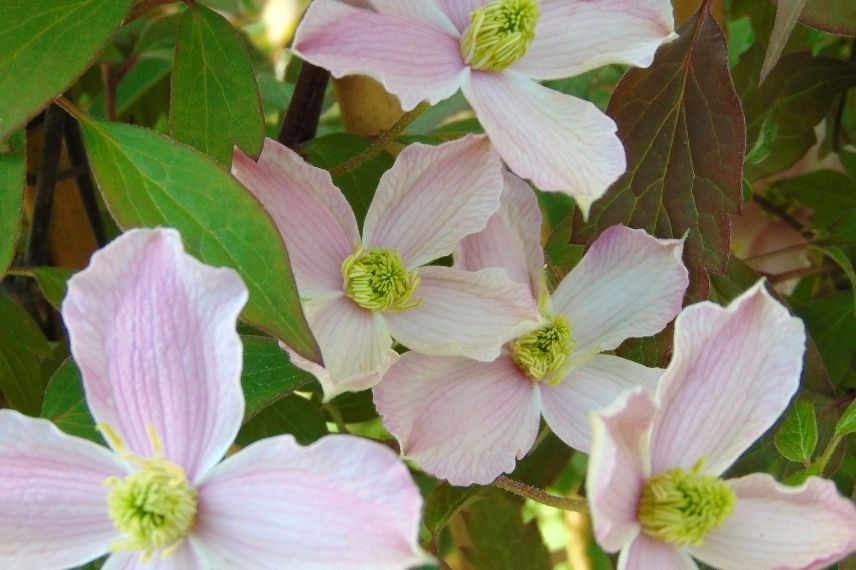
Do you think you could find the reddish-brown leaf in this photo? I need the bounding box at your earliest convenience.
[572,4,745,300]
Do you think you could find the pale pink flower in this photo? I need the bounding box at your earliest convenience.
[292,0,675,217]
[0,229,427,570]
[588,281,856,570]
[232,135,538,400]
[373,173,688,485]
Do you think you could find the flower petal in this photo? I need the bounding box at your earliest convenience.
[232,138,359,299]
[454,171,544,297]
[102,542,210,570]
[0,410,125,570]
[587,388,655,552]
[619,534,697,570]
[367,0,459,35]
[462,71,625,218]
[362,135,503,268]
[689,474,856,570]
[513,0,675,80]
[293,0,469,111]
[434,0,485,32]
[288,296,398,400]
[384,266,538,361]
[541,354,661,453]
[649,281,806,476]
[373,352,541,486]
[62,228,248,481]
[194,434,427,570]
[551,225,688,355]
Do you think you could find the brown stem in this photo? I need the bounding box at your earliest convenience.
[25,104,66,267]
[64,116,108,247]
[329,101,429,177]
[767,263,837,285]
[744,242,809,263]
[753,194,807,234]
[277,62,331,150]
[101,64,117,122]
[492,475,588,512]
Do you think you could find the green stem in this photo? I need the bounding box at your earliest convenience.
[329,101,429,177]
[492,475,588,512]
[325,402,351,435]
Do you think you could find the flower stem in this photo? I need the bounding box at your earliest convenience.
[329,101,429,177]
[277,62,330,150]
[492,475,588,512]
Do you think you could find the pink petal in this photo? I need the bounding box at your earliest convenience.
[362,135,503,268]
[434,0,485,32]
[461,71,625,218]
[551,225,688,356]
[454,171,544,297]
[290,296,398,400]
[0,410,125,569]
[194,434,427,570]
[373,352,541,486]
[690,474,856,570]
[383,266,538,361]
[587,389,655,552]
[541,354,661,453]
[367,0,459,35]
[293,0,469,111]
[102,542,210,570]
[649,282,806,476]
[62,229,247,481]
[619,534,698,570]
[232,138,359,299]
[513,0,675,80]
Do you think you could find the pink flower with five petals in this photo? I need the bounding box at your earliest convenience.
[0,229,427,570]
[588,281,856,570]
[293,0,675,217]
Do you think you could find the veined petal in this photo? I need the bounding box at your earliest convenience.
[690,474,856,570]
[368,0,459,36]
[514,0,675,80]
[462,71,625,218]
[649,282,806,476]
[62,229,247,482]
[541,354,661,453]
[290,296,398,401]
[551,225,688,356]
[435,0,486,32]
[294,0,469,111]
[384,266,538,361]
[232,138,359,299]
[194,435,427,570]
[0,410,125,570]
[102,542,210,570]
[588,389,655,553]
[455,171,544,297]
[373,353,541,486]
[362,135,503,268]
[619,534,698,570]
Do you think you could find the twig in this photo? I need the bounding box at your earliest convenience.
[744,242,809,263]
[278,62,330,150]
[329,101,429,177]
[492,475,588,512]
[125,0,176,23]
[64,116,107,247]
[767,263,837,285]
[753,194,807,234]
[25,104,66,267]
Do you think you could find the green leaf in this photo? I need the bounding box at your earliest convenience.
[811,246,856,314]
[423,483,482,535]
[774,170,856,229]
[797,0,856,36]
[761,0,807,82]
[0,295,53,416]
[241,336,315,421]
[303,133,395,230]
[41,358,101,444]
[0,131,25,274]
[76,117,320,362]
[23,267,76,309]
[171,3,264,165]
[461,489,551,570]
[572,7,744,300]
[775,399,819,463]
[792,292,856,385]
[834,399,856,439]
[0,0,134,142]
[235,395,328,447]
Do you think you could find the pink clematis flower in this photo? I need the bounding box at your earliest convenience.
[0,229,427,570]
[373,173,688,485]
[292,0,675,217]
[233,135,538,400]
[588,281,856,570]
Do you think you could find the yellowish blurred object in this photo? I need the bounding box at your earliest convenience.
[333,76,404,136]
[263,0,303,50]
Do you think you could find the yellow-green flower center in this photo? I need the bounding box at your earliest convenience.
[460,0,540,71]
[341,246,421,311]
[106,458,198,558]
[638,460,736,547]
[512,315,573,383]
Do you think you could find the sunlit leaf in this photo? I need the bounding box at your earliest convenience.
[41,358,101,444]
[835,399,856,439]
[23,267,75,309]
[775,399,818,463]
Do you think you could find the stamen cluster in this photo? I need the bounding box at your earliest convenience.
[512,315,573,383]
[342,246,421,311]
[460,0,541,71]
